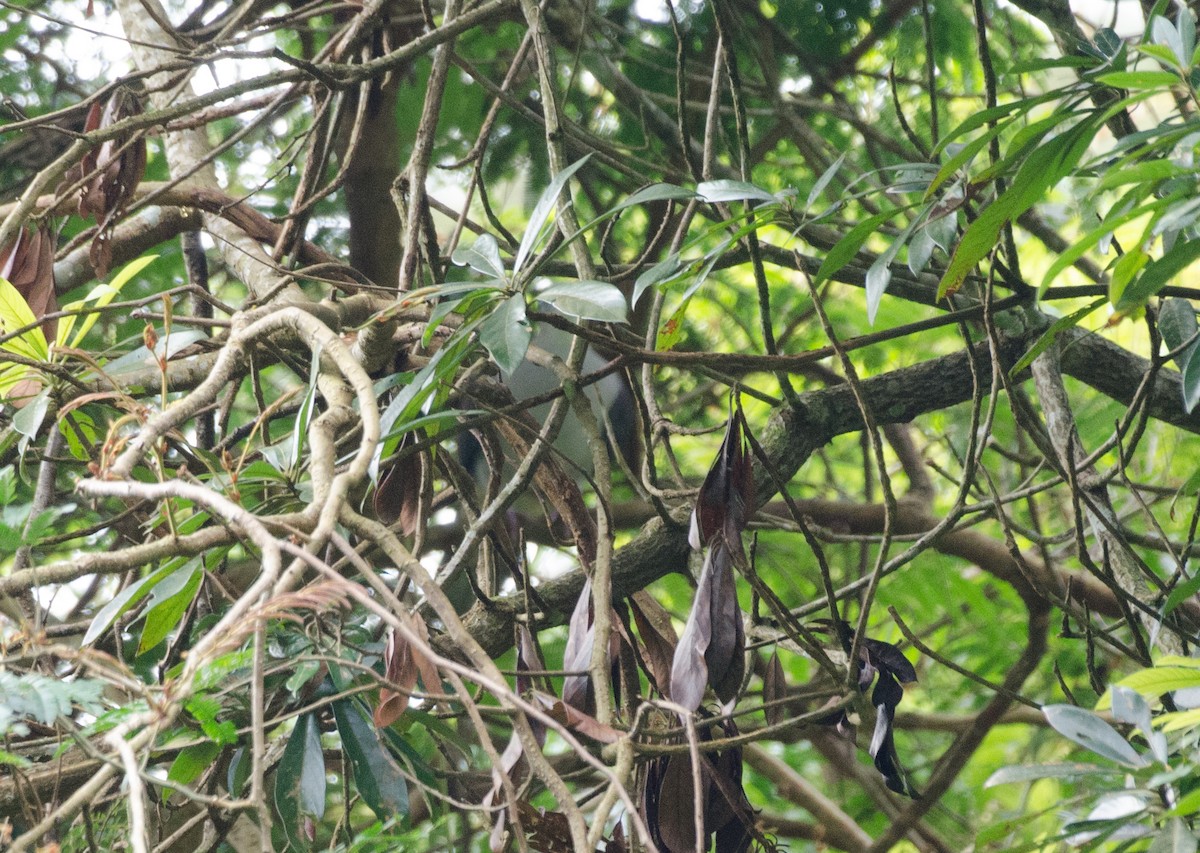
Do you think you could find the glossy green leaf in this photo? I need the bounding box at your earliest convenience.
[275,711,326,852]
[1096,70,1180,88]
[632,255,683,308]
[514,154,591,277]
[1158,297,1200,413]
[696,179,778,204]
[332,699,409,820]
[1115,666,1200,696]
[1043,704,1149,767]
[479,292,531,375]
[58,254,157,350]
[538,280,627,322]
[1010,299,1106,378]
[451,233,506,280]
[1039,192,1180,293]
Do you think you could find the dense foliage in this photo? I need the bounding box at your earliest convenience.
[3,0,1200,850]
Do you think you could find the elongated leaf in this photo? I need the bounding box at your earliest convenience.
[0,275,48,362]
[1158,298,1200,413]
[275,711,326,852]
[940,117,1101,298]
[1115,666,1200,696]
[632,255,683,308]
[59,254,157,350]
[83,561,181,646]
[807,154,846,208]
[1043,704,1149,767]
[688,404,755,550]
[538,280,628,322]
[813,209,896,287]
[138,562,202,654]
[514,154,592,277]
[479,293,531,375]
[696,179,778,204]
[1010,299,1106,378]
[984,762,1117,787]
[332,699,409,819]
[1116,238,1200,310]
[1039,193,1181,292]
[562,579,595,713]
[1095,70,1180,88]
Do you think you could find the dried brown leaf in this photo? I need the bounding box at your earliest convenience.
[0,222,58,341]
[373,433,425,536]
[629,593,677,698]
[688,405,755,551]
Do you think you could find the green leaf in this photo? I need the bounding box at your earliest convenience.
[0,670,104,736]
[479,293,531,375]
[332,699,409,820]
[695,179,778,204]
[0,275,48,361]
[807,154,846,208]
[1116,239,1200,310]
[1095,160,1183,191]
[1010,299,1106,378]
[450,233,506,281]
[138,562,202,654]
[83,561,181,646]
[1164,572,1200,616]
[613,183,696,211]
[984,762,1117,787]
[290,344,322,475]
[1149,818,1198,853]
[1039,192,1181,293]
[632,255,683,308]
[1095,70,1180,88]
[1158,298,1200,413]
[1043,704,1149,767]
[1115,665,1200,696]
[940,116,1102,298]
[275,712,326,852]
[537,280,627,322]
[167,741,221,791]
[813,209,897,287]
[58,254,157,350]
[514,154,592,277]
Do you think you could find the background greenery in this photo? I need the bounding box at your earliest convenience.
[1,0,1200,850]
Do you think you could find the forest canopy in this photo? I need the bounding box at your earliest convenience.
[3,0,1200,851]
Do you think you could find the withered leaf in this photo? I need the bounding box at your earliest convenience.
[628,592,678,698]
[514,802,575,853]
[535,693,622,744]
[373,611,439,728]
[373,433,425,536]
[641,719,755,853]
[562,578,596,713]
[67,88,147,277]
[0,222,58,341]
[689,404,755,552]
[763,650,786,727]
[670,543,745,713]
